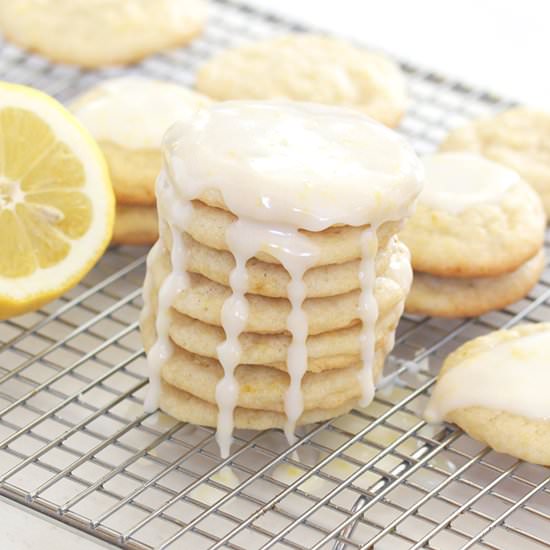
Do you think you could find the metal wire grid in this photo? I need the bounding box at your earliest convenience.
[0,1,549,548]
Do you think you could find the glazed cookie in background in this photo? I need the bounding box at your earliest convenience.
[425,323,550,466]
[0,0,207,68]
[195,34,407,127]
[440,108,550,219]
[71,77,210,245]
[400,152,546,317]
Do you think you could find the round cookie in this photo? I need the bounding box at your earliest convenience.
[195,34,407,127]
[159,349,382,413]
[406,249,545,318]
[71,77,211,205]
[176,199,402,267]
[0,0,207,68]
[166,231,406,299]
[112,204,158,246]
[167,310,400,372]
[440,108,550,219]
[160,381,356,431]
[425,323,550,466]
[400,152,546,278]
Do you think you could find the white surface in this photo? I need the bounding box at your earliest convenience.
[251,0,550,107]
[2,0,547,547]
[0,497,110,549]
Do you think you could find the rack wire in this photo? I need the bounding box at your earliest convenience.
[0,1,549,548]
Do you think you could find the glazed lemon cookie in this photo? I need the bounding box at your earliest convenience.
[440,108,550,219]
[71,77,210,245]
[141,101,423,456]
[425,323,550,466]
[195,34,407,127]
[400,152,546,317]
[0,0,207,68]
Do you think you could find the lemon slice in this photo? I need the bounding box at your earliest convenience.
[0,82,114,319]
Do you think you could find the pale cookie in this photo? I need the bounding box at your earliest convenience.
[71,77,211,205]
[165,231,407,299]
[167,310,400,372]
[406,249,545,318]
[164,199,401,267]
[160,348,386,413]
[425,323,550,466]
[440,108,550,219]
[112,204,158,246]
[400,153,545,278]
[160,381,356,430]
[0,0,207,68]
[195,34,407,127]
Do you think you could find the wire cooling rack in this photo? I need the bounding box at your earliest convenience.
[1,1,549,549]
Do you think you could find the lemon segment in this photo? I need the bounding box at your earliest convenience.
[0,81,114,319]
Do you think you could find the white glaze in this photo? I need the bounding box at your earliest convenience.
[145,101,422,453]
[71,77,209,150]
[214,220,255,458]
[165,100,422,230]
[357,227,380,405]
[144,172,192,412]
[425,329,550,423]
[211,216,319,455]
[419,152,519,214]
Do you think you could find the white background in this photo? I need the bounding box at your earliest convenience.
[254,0,550,107]
[2,0,549,548]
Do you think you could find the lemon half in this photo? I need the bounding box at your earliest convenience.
[0,82,114,319]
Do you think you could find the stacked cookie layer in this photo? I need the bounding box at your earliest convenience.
[401,153,546,318]
[140,101,423,456]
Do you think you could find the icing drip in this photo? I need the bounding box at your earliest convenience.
[215,220,256,458]
[214,218,319,452]
[144,172,192,412]
[357,227,380,406]
[282,248,318,443]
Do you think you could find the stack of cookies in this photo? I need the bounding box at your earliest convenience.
[401,152,546,318]
[70,77,210,245]
[140,101,423,456]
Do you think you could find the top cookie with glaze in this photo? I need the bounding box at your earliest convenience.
[164,100,423,231]
[195,34,407,128]
[399,152,545,278]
